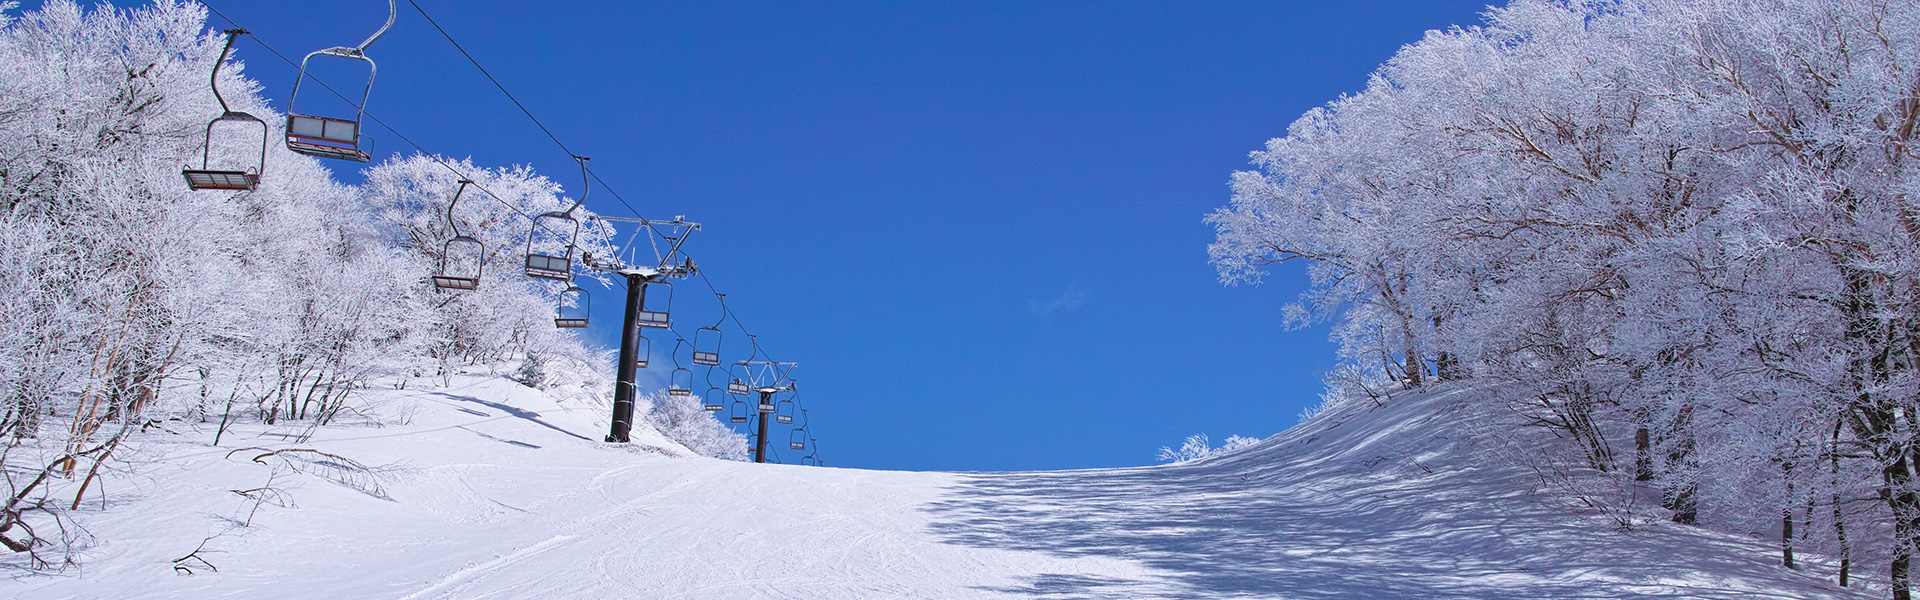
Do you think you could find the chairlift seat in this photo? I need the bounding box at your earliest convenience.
[287,139,371,162]
[435,233,484,291]
[668,387,691,397]
[703,403,724,412]
[728,381,750,395]
[637,310,671,328]
[758,403,776,413]
[286,114,369,162]
[432,275,479,290]
[692,351,720,366]
[776,415,793,424]
[554,318,588,328]
[182,170,260,191]
[729,415,748,423]
[790,441,805,450]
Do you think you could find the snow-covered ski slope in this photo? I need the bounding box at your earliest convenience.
[19,376,1867,599]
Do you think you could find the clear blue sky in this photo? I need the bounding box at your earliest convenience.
[71,0,1493,471]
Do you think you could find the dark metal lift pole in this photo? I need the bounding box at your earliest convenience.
[606,273,649,443]
[754,389,773,463]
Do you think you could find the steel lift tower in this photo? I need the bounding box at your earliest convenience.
[585,216,699,443]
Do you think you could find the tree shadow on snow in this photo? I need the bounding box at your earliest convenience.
[427,392,591,442]
[924,438,1857,600]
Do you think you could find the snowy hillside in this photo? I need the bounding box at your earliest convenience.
[12,376,1862,599]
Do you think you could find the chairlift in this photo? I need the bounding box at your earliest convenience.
[702,388,725,412]
[555,285,589,328]
[801,433,819,466]
[789,429,806,451]
[758,398,777,414]
[184,29,268,191]
[525,157,590,280]
[668,367,693,397]
[726,362,752,395]
[637,281,671,328]
[284,0,395,162]
[634,334,649,369]
[726,360,752,390]
[523,209,579,280]
[433,180,484,290]
[774,398,795,424]
[691,323,721,366]
[729,400,749,424]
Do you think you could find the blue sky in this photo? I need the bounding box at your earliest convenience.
[74,0,1493,471]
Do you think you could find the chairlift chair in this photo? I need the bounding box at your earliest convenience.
[184,29,268,191]
[525,157,590,280]
[283,0,395,162]
[789,429,806,451]
[691,324,721,366]
[758,397,777,414]
[801,436,819,466]
[668,367,693,397]
[702,388,725,412]
[634,334,649,369]
[774,398,795,424]
[435,235,484,290]
[727,379,750,395]
[636,281,671,328]
[524,210,580,280]
[433,180,484,290]
[728,401,749,424]
[555,285,589,328]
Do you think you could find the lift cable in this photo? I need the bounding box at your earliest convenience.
[403,1,776,354]
[406,0,656,225]
[203,0,820,458]
[196,0,575,244]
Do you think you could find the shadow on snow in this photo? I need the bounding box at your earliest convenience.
[922,392,1854,599]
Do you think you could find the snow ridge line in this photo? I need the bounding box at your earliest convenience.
[396,534,579,600]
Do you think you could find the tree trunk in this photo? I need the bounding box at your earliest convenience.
[1662,403,1697,524]
[1634,422,1652,482]
[1782,459,1796,570]
[1834,495,1850,586]
[1889,451,1920,600]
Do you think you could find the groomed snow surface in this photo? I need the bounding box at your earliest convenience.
[15,375,1870,599]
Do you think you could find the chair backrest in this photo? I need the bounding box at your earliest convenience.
[289,114,358,143]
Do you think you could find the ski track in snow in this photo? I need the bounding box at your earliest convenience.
[7,376,1874,599]
[397,534,577,600]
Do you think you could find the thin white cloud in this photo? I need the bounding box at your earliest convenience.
[1027,286,1088,315]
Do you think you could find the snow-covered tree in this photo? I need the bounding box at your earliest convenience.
[1157,433,1260,464]
[0,0,734,568]
[645,391,749,461]
[1212,0,1920,595]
